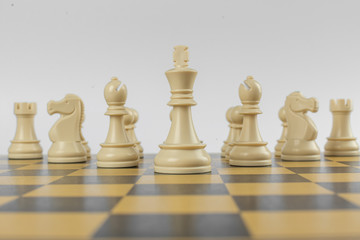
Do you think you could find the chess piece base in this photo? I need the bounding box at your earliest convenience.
[8,141,43,160]
[324,138,360,156]
[281,139,320,161]
[97,144,139,168]
[229,143,272,167]
[48,141,87,163]
[82,141,91,160]
[154,148,211,174]
[281,154,321,161]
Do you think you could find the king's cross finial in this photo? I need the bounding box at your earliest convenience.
[173,45,189,68]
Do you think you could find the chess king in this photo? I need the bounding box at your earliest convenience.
[154,45,211,174]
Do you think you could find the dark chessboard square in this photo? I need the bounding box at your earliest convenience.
[287,167,360,174]
[0,169,78,176]
[128,184,228,195]
[339,161,360,167]
[0,197,122,212]
[0,164,27,170]
[221,174,310,183]
[318,182,360,193]
[94,214,249,238]
[233,195,359,211]
[0,185,41,196]
[51,176,140,184]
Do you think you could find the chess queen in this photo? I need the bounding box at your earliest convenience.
[154,45,211,174]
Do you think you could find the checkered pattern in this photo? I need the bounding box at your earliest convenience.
[0,154,359,239]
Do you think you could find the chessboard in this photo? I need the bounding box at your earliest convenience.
[0,154,359,240]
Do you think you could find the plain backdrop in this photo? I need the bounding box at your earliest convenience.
[1,0,360,155]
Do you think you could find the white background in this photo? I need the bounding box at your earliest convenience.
[1,0,360,155]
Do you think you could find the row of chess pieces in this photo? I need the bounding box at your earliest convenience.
[5,45,359,175]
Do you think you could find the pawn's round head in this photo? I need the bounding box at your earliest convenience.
[239,76,262,105]
[278,106,287,123]
[124,107,134,126]
[231,105,244,124]
[226,107,234,123]
[104,77,127,106]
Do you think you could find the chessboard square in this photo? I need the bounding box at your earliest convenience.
[94,214,249,238]
[226,183,333,196]
[128,184,228,196]
[287,167,360,174]
[339,194,360,207]
[0,213,107,239]
[217,167,295,175]
[0,176,62,185]
[300,173,360,182]
[0,164,27,170]
[241,210,360,238]
[318,182,360,193]
[16,163,89,170]
[277,161,347,168]
[326,156,360,162]
[112,196,238,214]
[0,169,78,176]
[137,175,223,184]
[0,196,18,206]
[0,185,41,196]
[6,159,43,165]
[0,197,122,212]
[221,174,309,183]
[51,176,140,184]
[233,195,358,211]
[23,184,133,197]
[68,168,146,176]
[340,161,360,166]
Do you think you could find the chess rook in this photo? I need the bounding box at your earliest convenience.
[224,105,243,161]
[124,107,144,159]
[229,76,271,166]
[48,94,87,163]
[274,106,288,158]
[97,77,139,168]
[154,45,211,174]
[8,102,42,159]
[281,92,320,161]
[221,107,235,158]
[324,99,360,156]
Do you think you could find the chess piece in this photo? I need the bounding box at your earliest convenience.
[97,77,139,168]
[274,106,288,158]
[79,101,91,160]
[47,94,87,163]
[124,107,144,159]
[154,45,211,174]
[221,107,235,158]
[224,106,243,161]
[8,102,43,159]
[324,99,360,156]
[281,92,320,161]
[229,76,272,166]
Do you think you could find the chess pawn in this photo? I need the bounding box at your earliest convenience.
[281,92,320,161]
[224,106,243,161]
[97,77,139,168]
[154,45,211,174]
[274,107,288,158]
[124,108,144,158]
[79,102,91,160]
[48,94,87,163]
[8,103,43,159]
[221,107,235,158]
[324,99,360,156]
[229,76,272,166]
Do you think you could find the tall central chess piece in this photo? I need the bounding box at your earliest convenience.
[281,92,320,161]
[97,77,139,168]
[229,76,272,166]
[154,45,211,174]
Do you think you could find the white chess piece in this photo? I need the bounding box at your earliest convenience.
[274,106,288,158]
[97,77,139,168]
[124,108,144,159]
[221,107,235,158]
[324,99,359,156]
[8,102,42,159]
[281,92,320,161]
[47,94,87,163]
[229,76,271,166]
[154,45,211,174]
[224,105,243,161]
[79,100,91,160]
